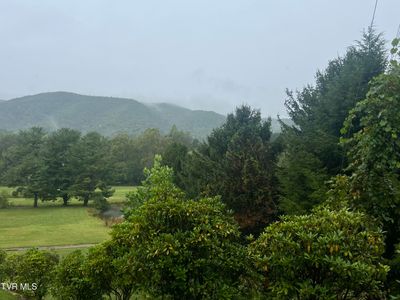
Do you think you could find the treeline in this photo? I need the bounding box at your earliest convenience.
[0,125,196,207]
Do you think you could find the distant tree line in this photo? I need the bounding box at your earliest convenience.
[0,125,196,207]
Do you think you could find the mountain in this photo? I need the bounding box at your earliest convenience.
[0,92,290,138]
[0,92,226,138]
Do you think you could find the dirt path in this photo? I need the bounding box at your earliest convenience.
[4,243,97,252]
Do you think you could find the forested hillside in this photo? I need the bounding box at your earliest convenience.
[0,92,289,138]
[0,92,225,138]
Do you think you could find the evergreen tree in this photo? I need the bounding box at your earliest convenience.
[2,127,47,207]
[181,105,278,234]
[278,28,387,214]
[41,128,81,205]
[69,132,114,206]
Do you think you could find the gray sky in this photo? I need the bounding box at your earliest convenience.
[1,1,399,117]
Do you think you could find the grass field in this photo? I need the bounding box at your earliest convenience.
[0,206,110,248]
[0,186,135,207]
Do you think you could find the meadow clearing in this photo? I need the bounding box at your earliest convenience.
[0,186,134,250]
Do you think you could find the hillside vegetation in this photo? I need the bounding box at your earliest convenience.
[0,92,289,138]
[0,92,225,138]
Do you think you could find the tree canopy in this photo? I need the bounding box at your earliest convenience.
[278,28,387,215]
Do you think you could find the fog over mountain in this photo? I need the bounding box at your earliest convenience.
[0,92,227,138]
[0,92,290,137]
[1,1,399,117]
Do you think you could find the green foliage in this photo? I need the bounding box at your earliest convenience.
[181,105,278,234]
[85,241,139,300]
[387,244,400,296]
[1,127,47,207]
[278,28,387,214]
[41,128,81,205]
[341,41,400,257]
[250,207,389,299]
[112,156,260,299]
[161,141,189,187]
[6,249,59,300]
[52,250,105,300]
[0,249,6,281]
[125,154,184,213]
[92,192,111,212]
[69,132,114,206]
[277,147,328,215]
[107,127,195,185]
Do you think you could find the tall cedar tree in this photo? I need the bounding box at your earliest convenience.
[181,105,278,235]
[278,28,387,214]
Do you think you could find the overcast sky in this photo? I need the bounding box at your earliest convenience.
[1,1,399,117]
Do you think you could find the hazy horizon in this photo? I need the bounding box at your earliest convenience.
[1,0,399,117]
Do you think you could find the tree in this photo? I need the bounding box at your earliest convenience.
[1,127,47,207]
[69,132,114,206]
[125,154,184,214]
[180,105,278,235]
[250,206,389,299]
[131,128,168,182]
[341,38,400,258]
[107,133,138,185]
[0,131,18,183]
[41,128,81,205]
[161,141,188,187]
[278,28,387,214]
[112,157,260,299]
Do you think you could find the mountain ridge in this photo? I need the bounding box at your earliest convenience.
[0,92,226,138]
[0,92,288,137]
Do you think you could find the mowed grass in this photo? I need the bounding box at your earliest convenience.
[0,186,135,207]
[0,206,110,249]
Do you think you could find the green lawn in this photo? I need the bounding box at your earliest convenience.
[0,206,110,248]
[109,185,136,203]
[0,186,135,207]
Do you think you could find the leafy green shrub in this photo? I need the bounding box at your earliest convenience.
[6,249,59,300]
[113,196,260,299]
[0,249,6,281]
[112,156,261,299]
[0,190,9,208]
[250,207,389,299]
[125,154,184,213]
[85,244,138,300]
[52,250,104,300]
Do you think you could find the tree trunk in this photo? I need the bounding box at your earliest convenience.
[63,194,68,206]
[83,196,89,207]
[33,192,38,208]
